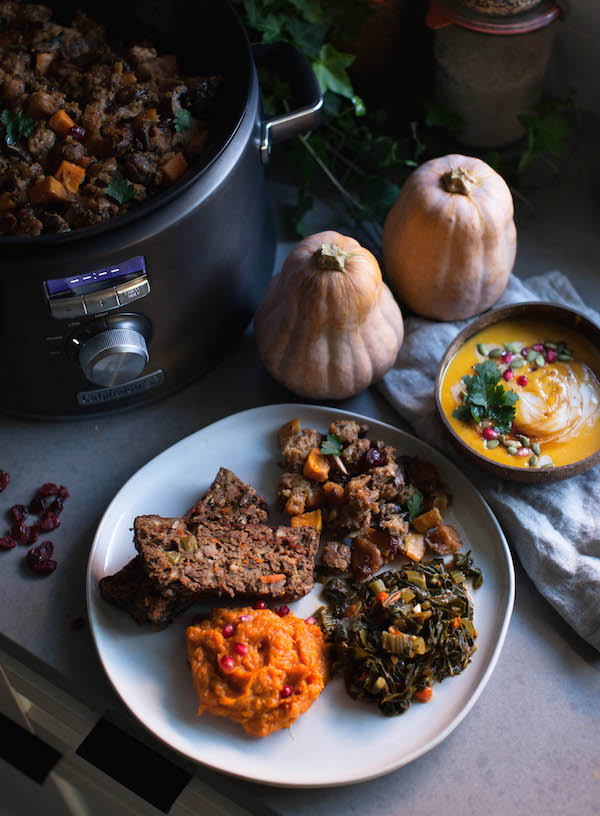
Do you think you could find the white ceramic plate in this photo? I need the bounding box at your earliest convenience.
[87,404,514,788]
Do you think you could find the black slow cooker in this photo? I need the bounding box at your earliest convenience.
[1,0,322,418]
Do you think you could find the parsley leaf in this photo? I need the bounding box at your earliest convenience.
[452,359,519,435]
[407,491,425,521]
[1,109,34,147]
[106,174,135,205]
[174,108,192,133]
[321,433,342,456]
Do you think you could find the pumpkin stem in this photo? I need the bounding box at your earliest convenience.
[441,167,477,196]
[317,242,348,272]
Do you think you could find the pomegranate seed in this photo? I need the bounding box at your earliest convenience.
[50,496,64,514]
[222,624,235,638]
[37,483,59,498]
[26,544,57,575]
[501,352,514,364]
[280,684,293,699]
[233,642,248,656]
[68,124,86,141]
[482,428,498,440]
[517,375,528,387]
[253,600,267,609]
[520,347,530,358]
[517,447,531,457]
[11,521,27,543]
[22,524,39,545]
[219,655,235,672]
[58,485,70,499]
[502,369,514,381]
[305,616,317,625]
[546,349,556,363]
[0,470,9,492]
[38,511,60,531]
[276,605,290,617]
[9,505,28,522]
[239,614,252,622]
[0,536,16,550]
[532,344,544,352]
[29,496,47,515]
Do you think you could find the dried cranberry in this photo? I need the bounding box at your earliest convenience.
[37,483,59,498]
[22,524,40,545]
[58,485,70,499]
[26,542,56,575]
[50,496,64,514]
[10,521,28,543]
[360,447,382,471]
[68,124,86,141]
[0,536,16,550]
[38,512,60,531]
[29,496,47,515]
[0,470,9,492]
[9,505,28,522]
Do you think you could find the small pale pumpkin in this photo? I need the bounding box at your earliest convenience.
[254,231,404,399]
[382,154,516,321]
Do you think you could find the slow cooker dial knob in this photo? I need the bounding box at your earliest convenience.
[79,328,149,387]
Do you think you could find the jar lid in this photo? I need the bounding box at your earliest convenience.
[427,0,564,34]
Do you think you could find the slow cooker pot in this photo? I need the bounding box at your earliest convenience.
[0,0,322,418]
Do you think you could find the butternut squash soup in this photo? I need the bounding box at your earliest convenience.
[440,320,600,468]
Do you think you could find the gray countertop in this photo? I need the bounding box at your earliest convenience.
[2,119,600,814]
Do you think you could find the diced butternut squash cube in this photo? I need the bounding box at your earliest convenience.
[400,532,427,562]
[132,108,158,128]
[303,447,330,483]
[55,160,85,193]
[426,525,463,555]
[48,109,75,138]
[411,507,444,533]
[36,52,54,74]
[160,151,188,185]
[0,192,15,210]
[29,176,70,205]
[323,480,344,506]
[290,509,322,531]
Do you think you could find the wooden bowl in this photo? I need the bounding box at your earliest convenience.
[435,302,600,483]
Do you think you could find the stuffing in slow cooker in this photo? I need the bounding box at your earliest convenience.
[0,1,221,235]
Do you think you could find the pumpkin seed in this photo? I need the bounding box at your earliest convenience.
[557,353,573,362]
[517,434,530,447]
[544,341,557,350]
[505,439,522,448]
[486,439,500,449]
[505,341,523,354]
[528,455,539,467]
[498,434,507,445]
[509,358,525,370]
[535,354,546,367]
[167,551,181,565]
[526,349,538,363]
[477,343,489,356]
[488,348,503,358]
[181,535,196,553]
[507,446,518,456]
[531,442,541,455]
[541,462,554,468]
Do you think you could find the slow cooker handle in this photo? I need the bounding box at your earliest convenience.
[253,42,323,164]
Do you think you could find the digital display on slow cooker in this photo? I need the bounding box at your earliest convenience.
[45,255,146,296]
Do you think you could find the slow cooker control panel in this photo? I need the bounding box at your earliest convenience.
[44,255,150,319]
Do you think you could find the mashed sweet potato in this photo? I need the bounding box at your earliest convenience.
[186,607,328,737]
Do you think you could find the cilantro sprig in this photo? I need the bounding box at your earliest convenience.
[106,174,135,205]
[321,433,342,456]
[407,490,425,521]
[174,108,192,133]
[452,360,519,435]
[1,109,34,147]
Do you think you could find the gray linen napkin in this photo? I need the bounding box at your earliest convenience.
[378,271,600,651]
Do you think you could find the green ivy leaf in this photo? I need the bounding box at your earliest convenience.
[423,100,461,133]
[312,44,365,117]
[287,0,323,23]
